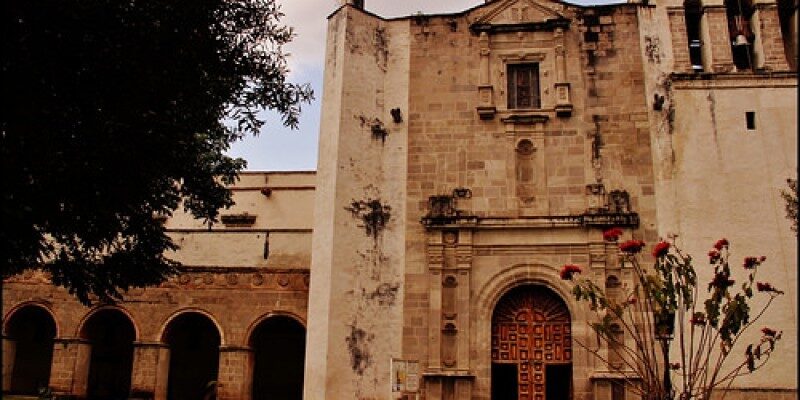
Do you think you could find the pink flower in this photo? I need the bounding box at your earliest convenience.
[713,238,729,250]
[761,327,777,337]
[603,227,624,242]
[560,264,582,280]
[652,241,670,258]
[619,240,646,254]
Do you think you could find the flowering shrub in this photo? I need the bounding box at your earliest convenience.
[559,264,582,280]
[563,231,783,400]
[619,239,646,254]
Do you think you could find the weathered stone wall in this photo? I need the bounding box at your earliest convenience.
[400,2,660,399]
[304,6,409,399]
[639,0,797,392]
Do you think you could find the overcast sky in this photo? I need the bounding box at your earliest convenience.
[226,0,618,171]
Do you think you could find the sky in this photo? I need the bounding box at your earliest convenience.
[226,0,617,171]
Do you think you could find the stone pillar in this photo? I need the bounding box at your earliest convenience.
[2,336,16,391]
[752,2,791,70]
[477,32,496,119]
[130,341,170,400]
[427,234,444,371]
[49,338,91,397]
[668,7,695,72]
[217,346,254,400]
[701,5,736,72]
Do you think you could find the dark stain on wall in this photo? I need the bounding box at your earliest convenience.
[345,323,374,375]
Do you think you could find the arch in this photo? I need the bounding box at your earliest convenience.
[157,308,225,345]
[248,314,307,400]
[80,307,137,399]
[3,301,59,338]
[162,311,221,400]
[473,263,590,400]
[491,284,573,400]
[243,311,306,345]
[3,303,57,395]
[475,263,577,317]
[76,305,139,341]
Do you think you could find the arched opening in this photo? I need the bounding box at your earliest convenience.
[777,0,797,70]
[80,308,136,399]
[4,305,56,395]
[491,285,572,400]
[249,316,306,400]
[163,312,220,400]
[725,0,756,70]
[684,0,705,71]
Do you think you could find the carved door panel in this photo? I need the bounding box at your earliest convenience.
[491,286,572,400]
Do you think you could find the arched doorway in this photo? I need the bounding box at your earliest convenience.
[3,305,57,394]
[163,312,220,400]
[80,308,136,399]
[491,285,572,400]
[249,315,306,400]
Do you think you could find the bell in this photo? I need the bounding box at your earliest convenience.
[733,34,749,46]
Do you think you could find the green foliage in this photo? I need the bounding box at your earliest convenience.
[2,0,313,304]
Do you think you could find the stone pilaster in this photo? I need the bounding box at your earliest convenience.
[702,6,736,72]
[752,3,791,70]
[49,338,91,397]
[130,341,170,400]
[668,8,695,72]
[217,346,254,400]
[2,336,16,391]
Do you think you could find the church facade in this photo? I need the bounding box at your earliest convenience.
[3,0,796,399]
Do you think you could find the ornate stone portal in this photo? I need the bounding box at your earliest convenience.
[492,285,572,400]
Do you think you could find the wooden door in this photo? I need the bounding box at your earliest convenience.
[491,286,572,400]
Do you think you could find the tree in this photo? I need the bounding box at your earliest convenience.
[2,0,313,304]
[562,231,783,400]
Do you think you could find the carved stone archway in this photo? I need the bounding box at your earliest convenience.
[491,285,572,400]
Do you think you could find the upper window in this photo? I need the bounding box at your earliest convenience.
[507,63,541,109]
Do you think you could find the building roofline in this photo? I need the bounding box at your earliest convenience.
[327,0,630,22]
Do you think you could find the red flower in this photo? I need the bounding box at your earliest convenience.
[652,241,670,258]
[619,240,646,254]
[713,238,729,250]
[761,327,777,337]
[759,256,767,262]
[708,249,720,262]
[603,227,624,242]
[690,312,706,325]
[627,297,638,305]
[560,264,582,280]
[743,256,764,269]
